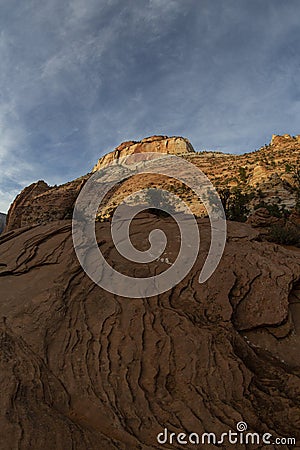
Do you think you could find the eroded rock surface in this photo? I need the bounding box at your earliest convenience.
[0,217,300,449]
[92,136,195,172]
[5,177,88,233]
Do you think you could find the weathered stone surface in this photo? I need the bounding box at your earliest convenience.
[0,217,300,448]
[271,133,300,146]
[92,135,195,172]
[246,207,280,228]
[5,134,300,231]
[290,209,300,226]
[5,177,88,232]
[5,180,50,231]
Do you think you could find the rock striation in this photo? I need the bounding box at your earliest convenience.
[5,177,88,232]
[92,135,195,172]
[1,133,300,447]
[4,136,194,232]
[246,207,280,228]
[4,133,300,231]
[0,217,300,448]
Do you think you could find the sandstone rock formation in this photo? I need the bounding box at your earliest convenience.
[271,133,300,146]
[5,180,50,231]
[4,134,300,232]
[2,133,300,447]
[92,135,195,172]
[0,217,300,448]
[5,176,88,232]
[246,207,280,228]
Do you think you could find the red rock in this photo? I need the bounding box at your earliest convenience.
[0,218,299,448]
[4,177,88,232]
[246,207,280,228]
[92,135,195,172]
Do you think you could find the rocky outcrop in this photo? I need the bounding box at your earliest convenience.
[4,136,194,232]
[5,180,50,231]
[5,177,88,232]
[246,207,280,228]
[271,133,300,146]
[0,217,300,448]
[5,133,300,232]
[290,209,300,226]
[91,133,300,220]
[92,135,195,172]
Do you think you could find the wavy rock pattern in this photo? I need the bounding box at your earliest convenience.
[0,217,300,449]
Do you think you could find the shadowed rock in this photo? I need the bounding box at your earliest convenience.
[0,213,6,234]
[0,216,299,449]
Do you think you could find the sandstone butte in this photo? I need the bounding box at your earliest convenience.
[0,134,300,449]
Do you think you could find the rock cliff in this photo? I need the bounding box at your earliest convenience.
[5,176,88,232]
[4,133,300,231]
[92,135,195,172]
[1,134,300,448]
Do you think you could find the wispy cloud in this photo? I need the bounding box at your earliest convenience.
[1,0,300,211]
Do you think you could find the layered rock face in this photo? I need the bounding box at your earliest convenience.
[246,207,280,229]
[92,135,195,172]
[4,136,193,232]
[5,177,88,232]
[2,133,300,447]
[5,180,50,231]
[4,133,300,231]
[271,133,300,147]
[0,217,300,448]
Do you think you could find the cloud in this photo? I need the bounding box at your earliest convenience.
[1,0,300,211]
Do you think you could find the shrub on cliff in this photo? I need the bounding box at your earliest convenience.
[144,187,177,217]
[219,187,251,222]
[268,222,300,247]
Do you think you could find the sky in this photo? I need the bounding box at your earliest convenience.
[1,0,300,212]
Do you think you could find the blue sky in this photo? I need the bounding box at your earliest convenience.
[1,0,300,212]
